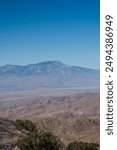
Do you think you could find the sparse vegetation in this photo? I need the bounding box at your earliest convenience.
[66,141,99,150]
[14,119,37,132]
[16,132,99,150]
[16,131,65,150]
[14,119,99,150]
[0,117,99,150]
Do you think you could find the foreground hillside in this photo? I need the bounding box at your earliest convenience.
[0,118,99,150]
[0,89,100,145]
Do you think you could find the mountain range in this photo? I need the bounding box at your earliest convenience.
[0,61,99,89]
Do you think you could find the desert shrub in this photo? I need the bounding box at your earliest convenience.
[37,132,65,150]
[66,141,82,150]
[66,141,99,150]
[14,119,36,132]
[16,131,65,150]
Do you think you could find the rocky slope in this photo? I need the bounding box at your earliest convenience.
[0,90,100,145]
[0,118,23,150]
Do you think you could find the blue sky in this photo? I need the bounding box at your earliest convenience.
[0,0,100,69]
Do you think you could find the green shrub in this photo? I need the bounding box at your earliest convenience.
[16,131,65,150]
[66,141,99,150]
[14,119,36,132]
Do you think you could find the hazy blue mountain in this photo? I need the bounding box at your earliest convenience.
[0,61,99,89]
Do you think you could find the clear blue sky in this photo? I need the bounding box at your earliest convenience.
[0,0,100,69]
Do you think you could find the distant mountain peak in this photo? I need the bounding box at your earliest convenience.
[0,60,99,89]
[39,60,67,65]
